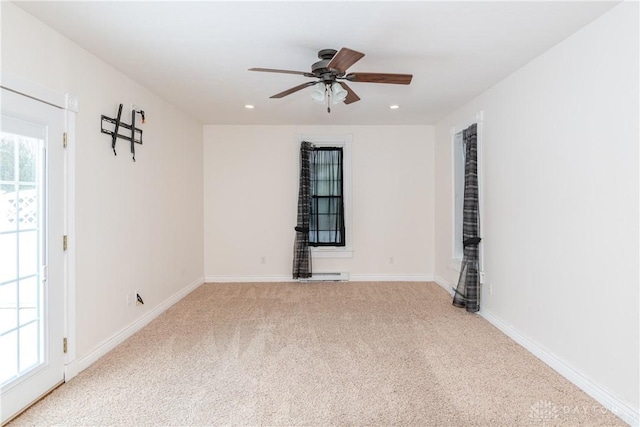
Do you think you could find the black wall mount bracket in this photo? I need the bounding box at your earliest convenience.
[101,103,145,162]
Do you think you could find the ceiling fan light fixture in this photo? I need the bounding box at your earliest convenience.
[311,84,326,102]
[331,82,348,104]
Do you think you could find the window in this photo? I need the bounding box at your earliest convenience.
[309,147,345,246]
[298,134,352,258]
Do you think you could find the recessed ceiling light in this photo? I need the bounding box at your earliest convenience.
[389,105,400,110]
[244,104,255,109]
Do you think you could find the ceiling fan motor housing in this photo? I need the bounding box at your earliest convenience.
[312,49,342,81]
[317,49,337,60]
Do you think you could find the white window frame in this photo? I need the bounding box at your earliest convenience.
[297,134,353,258]
[449,111,484,278]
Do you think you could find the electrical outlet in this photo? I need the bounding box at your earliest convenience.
[489,283,493,296]
[260,256,266,265]
[389,257,394,264]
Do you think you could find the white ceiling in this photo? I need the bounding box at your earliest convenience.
[15,1,619,125]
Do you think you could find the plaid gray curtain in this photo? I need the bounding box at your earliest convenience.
[293,141,314,279]
[453,123,481,312]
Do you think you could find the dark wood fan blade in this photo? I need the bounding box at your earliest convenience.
[249,68,315,78]
[340,82,361,105]
[326,48,365,73]
[270,81,318,99]
[346,72,413,85]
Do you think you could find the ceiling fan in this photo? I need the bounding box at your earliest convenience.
[249,47,413,113]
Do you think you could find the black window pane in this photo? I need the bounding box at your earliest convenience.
[317,230,342,243]
[317,214,337,230]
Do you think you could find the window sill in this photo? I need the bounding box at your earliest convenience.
[311,248,353,259]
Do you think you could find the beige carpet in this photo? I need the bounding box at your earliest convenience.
[10,282,624,426]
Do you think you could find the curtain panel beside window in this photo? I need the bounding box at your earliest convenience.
[293,141,314,279]
[453,123,481,312]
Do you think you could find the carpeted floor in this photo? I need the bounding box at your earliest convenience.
[10,282,625,426]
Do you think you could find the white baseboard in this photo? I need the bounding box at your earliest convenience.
[205,274,434,283]
[73,276,205,374]
[349,274,433,282]
[64,359,79,381]
[479,308,638,426]
[205,275,293,283]
[433,275,455,296]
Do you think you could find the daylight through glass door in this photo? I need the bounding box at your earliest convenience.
[0,122,45,386]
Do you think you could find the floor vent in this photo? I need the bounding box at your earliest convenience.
[299,272,349,282]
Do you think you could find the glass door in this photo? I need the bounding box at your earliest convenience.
[0,88,65,423]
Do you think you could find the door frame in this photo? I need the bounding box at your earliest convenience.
[0,71,78,382]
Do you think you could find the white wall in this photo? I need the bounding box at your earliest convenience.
[1,3,204,360]
[204,125,434,280]
[435,2,638,413]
